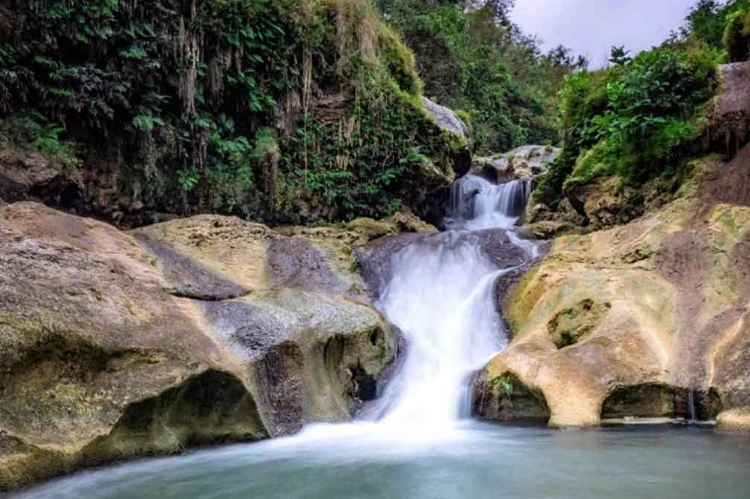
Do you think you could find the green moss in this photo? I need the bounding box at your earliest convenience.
[564,141,617,188]
[546,299,611,349]
[505,264,542,336]
[378,26,422,95]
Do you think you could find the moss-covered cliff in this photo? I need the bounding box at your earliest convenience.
[0,0,470,225]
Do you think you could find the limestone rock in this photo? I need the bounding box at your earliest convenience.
[0,203,397,491]
[345,210,437,243]
[473,145,560,183]
[0,203,264,490]
[474,145,750,427]
[132,215,396,435]
[422,97,469,140]
[525,220,583,239]
[717,407,750,430]
[564,176,644,230]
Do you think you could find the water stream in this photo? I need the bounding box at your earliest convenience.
[17,175,750,499]
[362,173,537,425]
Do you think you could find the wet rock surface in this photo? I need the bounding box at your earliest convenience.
[473,145,750,428]
[0,203,398,491]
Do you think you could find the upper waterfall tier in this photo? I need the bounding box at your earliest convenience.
[449,175,532,230]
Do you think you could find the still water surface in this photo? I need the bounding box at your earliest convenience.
[17,422,750,499]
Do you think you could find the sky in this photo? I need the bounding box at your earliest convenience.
[511,0,699,68]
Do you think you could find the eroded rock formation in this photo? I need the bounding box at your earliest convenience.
[474,144,750,428]
[0,203,403,490]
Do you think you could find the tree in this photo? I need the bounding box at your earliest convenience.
[609,45,631,66]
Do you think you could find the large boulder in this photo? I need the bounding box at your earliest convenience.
[132,216,397,435]
[474,144,750,428]
[0,203,396,491]
[422,97,469,141]
[421,97,472,180]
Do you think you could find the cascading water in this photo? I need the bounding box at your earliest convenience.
[449,174,532,231]
[362,173,540,426]
[22,173,750,499]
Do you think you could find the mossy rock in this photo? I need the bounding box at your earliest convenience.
[547,299,611,349]
[0,203,398,490]
[473,371,550,422]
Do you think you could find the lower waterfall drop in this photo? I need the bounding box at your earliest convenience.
[363,173,541,426]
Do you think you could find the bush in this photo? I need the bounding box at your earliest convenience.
[724,7,750,61]
[536,46,714,207]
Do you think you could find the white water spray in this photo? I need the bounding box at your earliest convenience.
[365,174,539,426]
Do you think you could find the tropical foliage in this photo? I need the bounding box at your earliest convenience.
[0,0,467,222]
[377,0,585,154]
[533,0,748,208]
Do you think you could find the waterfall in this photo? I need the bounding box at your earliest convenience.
[363,174,540,426]
[449,174,532,230]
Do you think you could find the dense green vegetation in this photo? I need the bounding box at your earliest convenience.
[2,0,746,225]
[0,0,472,223]
[377,0,585,154]
[536,0,750,210]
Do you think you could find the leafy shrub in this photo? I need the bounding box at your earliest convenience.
[0,112,80,167]
[537,46,714,207]
[724,6,750,61]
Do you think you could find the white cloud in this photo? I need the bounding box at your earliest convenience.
[511,0,698,68]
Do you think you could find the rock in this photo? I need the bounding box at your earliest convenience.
[0,203,264,490]
[200,290,395,436]
[383,210,438,234]
[0,148,83,206]
[474,146,750,427]
[523,192,586,228]
[473,370,550,422]
[473,145,560,183]
[132,232,249,300]
[546,299,611,349]
[346,218,399,242]
[601,385,720,421]
[709,62,750,156]
[0,203,397,491]
[564,176,644,230]
[345,210,437,243]
[717,407,750,430]
[422,97,469,140]
[132,215,396,433]
[525,220,582,239]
